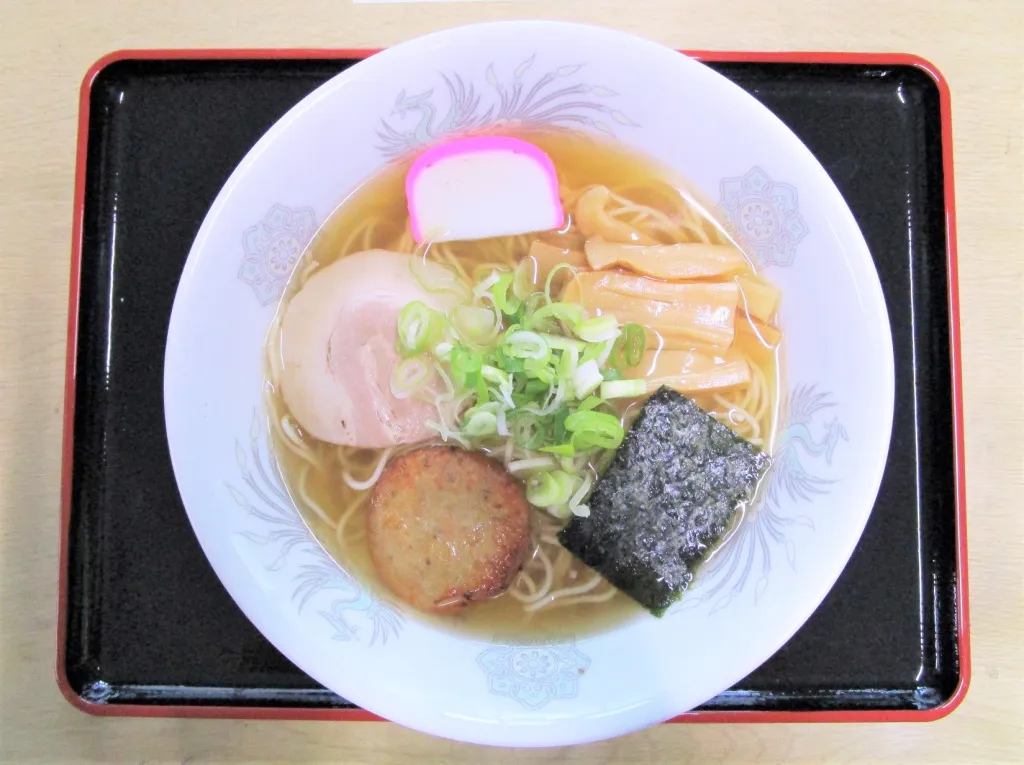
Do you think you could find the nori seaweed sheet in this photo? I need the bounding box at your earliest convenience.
[558,386,771,616]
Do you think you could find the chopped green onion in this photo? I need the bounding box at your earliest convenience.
[538,334,586,353]
[565,410,625,450]
[524,291,547,316]
[526,472,559,506]
[463,410,498,437]
[621,323,647,367]
[523,378,549,396]
[395,257,646,493]
[390,356,433,399]
[504,330,550,361]
[490,273,522,315]
[596,336,617,366]
[463,401,500,417]
[550,406,571,445]
[550,470,576,505]
[544,263,577,302]
[524,358,557,383]
[450,304,499,346]
[425,419,470,448]
[564,409,621,433]
[481,364,514,407]
[480,364,510,387]
[526,469,575,507]
[410,255,472,302]
[508,456,554,474]
[512,257,537,300]
[473,270,502,299]
[501,355,526,375]
[527,377,566,416]
[529,302,585,333]
[572,359,603,398]
[546,504,573,520]
[501,322,522,340]
[449,345,483,388]
[512,415,542,449]
[559,344,580,380]
[540,444,575,457]
[397,301,445,357]
[600,379,646,399]
[611,322,646,369]
[432,360,454,393]
[579,314,620,343]
[569,471,594,509]
[579,340,603,365]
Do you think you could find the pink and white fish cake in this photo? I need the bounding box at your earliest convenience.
[406,136,565,244]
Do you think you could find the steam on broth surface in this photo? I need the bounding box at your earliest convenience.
[265,129,782,638]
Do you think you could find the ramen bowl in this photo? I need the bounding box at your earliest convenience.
[164,21,894,747]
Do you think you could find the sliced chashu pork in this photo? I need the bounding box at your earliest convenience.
[279,249,456,448]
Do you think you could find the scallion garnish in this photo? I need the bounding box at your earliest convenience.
[397,259,647,518]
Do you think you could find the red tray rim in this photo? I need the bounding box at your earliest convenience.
[57,47,970,726]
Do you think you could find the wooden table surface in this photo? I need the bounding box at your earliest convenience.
[1,1,1021,762]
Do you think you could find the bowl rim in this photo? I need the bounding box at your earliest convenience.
[160,20,896,747]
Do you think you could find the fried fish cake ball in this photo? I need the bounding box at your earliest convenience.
[368,447,531,614]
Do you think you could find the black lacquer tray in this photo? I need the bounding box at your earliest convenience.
[58,50,969,722]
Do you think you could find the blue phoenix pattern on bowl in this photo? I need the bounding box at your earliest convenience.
[228,412,404,646]
[672,384,847,615]
[376,56,637,158]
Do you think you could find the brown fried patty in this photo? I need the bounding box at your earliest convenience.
[367,447,532,614]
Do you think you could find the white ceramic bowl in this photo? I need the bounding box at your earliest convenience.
[164,21,894,747]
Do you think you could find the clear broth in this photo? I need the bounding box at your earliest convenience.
[267,129,781,639]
